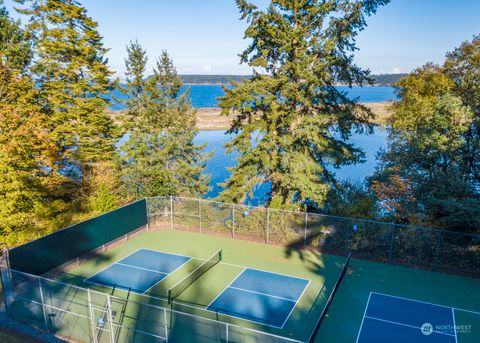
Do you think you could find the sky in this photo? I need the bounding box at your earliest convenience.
[4,0,480,76]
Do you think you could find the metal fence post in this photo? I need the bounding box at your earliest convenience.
[433,231,443,271]
[163,307,168,342]
[198,199,202,233]
[38,278,49,331]
[170,196,174,229]
[106,294,116,343]
[87,289,98,343]
[304,212,308,246]
[231,204,235,238]
[388,224,395,262]
[266,209,270,244]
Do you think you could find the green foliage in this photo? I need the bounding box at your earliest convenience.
[119,44,211,199]
[0,0,32,71]
[15,0,118,165]
[218,0,389,208]
[371,45,480,232]
[323,182,378,220]
[0,63,68,248]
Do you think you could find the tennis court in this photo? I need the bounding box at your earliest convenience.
[357,292,458,342]
[84,249,191,294]
[1,196,479,343]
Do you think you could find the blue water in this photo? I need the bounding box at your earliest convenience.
[110,85,397,109]
[194,128,388,204]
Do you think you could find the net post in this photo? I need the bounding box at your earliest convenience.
[38,278,49,331]
[87,289,98,343]
[170,196,174,229]
[226,323,229,342]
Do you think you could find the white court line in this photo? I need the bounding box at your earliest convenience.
[83,248,147,283]
[229,286,297,302]
[141,256,192,295]
[371,291,480,316]
[204,268,311,330]
[280,279,311,329]
[355,292,372,343]
[364,316,456,337]
[452,308,458,343]
[219,262,311,282]
[83,248,191,295]
[205,267,247,310]
[116,263,169,275]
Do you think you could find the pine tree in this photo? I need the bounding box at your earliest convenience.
[0,62,68,248]
[218,0,389,209]
[120,45,210,198]
[15,0,118,168]
[0,0,32,72]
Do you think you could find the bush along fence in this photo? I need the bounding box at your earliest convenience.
[147,196,480,278]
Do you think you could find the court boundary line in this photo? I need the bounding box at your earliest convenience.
[205,267,247,310]
[371,291,480,316]
[83,248,191,294]
[220,262,311,283]
[116,262,169,275]
[280,278,311,329]
[452,308,458,343]
[364,315,456,337]
[205,268,310,329]
[229,286,298,302]
[355,292,372,343]
[141,254,193,295]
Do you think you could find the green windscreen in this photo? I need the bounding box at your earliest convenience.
[9,199,147,275]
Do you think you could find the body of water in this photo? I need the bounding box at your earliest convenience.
[110,85,397,110]
[195,128,388,205]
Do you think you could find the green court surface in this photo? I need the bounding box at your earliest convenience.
[5,229,480,342]
[47,229,346,342]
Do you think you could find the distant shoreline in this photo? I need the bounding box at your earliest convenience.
[108,102,392,131]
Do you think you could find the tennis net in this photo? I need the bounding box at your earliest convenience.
[167,249,222,303]
[308,252,351,342]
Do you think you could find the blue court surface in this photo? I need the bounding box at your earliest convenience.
[206,268,310,328]
[85,249,190,294]
[356,292,457,343]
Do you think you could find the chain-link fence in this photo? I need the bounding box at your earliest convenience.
[147,196,480,278]
[0,268,303,343]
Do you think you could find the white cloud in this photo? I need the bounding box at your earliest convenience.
[202,64,213,72]
[392,67,402,74]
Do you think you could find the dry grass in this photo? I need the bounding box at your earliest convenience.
[108,102,393,131]
[195,102,393,130]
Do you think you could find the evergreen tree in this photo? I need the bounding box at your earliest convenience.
[0,0,32,72]
[0,62,68,248]
[218,0,389,209]
[119,45,210,198]
[14,0,118,168]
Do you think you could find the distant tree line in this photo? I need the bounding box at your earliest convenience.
[179,73,406,86]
